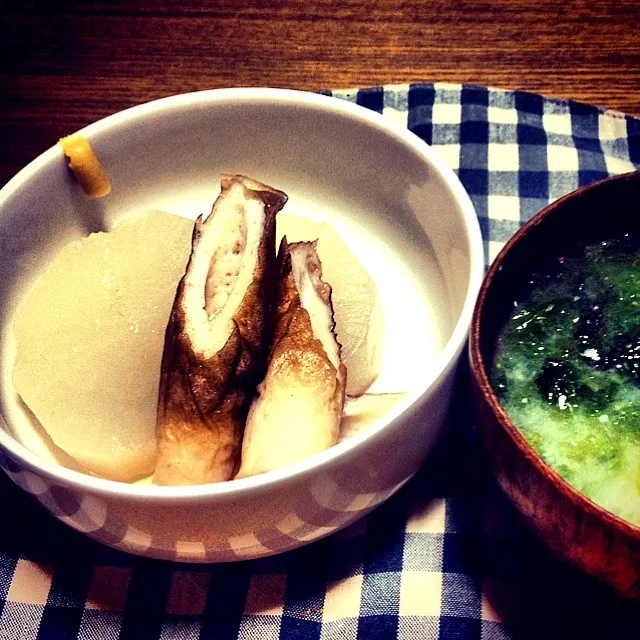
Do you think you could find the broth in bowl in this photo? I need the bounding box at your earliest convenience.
[492,232,640,525]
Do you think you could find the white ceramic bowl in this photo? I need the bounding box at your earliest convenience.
[0,89,482,562]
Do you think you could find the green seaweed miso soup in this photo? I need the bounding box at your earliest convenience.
[492,231,640,526]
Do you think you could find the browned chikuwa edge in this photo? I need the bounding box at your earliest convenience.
[469,171,640,600]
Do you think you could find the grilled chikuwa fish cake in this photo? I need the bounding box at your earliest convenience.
[154,176,287,485]
[237,239,347,477]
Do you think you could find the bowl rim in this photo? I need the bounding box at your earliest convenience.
[0,87,484,501]
[470,170,640,539]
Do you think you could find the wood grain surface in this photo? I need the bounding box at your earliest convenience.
[1,0,639,187]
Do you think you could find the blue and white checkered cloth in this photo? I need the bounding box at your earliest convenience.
[1,84,639,640]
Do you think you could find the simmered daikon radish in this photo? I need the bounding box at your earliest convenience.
[13,210,193,481]
[277,213,382,396]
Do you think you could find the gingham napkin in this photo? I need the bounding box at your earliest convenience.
[1,84,639,640]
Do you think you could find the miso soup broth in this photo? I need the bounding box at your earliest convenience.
[492,232,640,525]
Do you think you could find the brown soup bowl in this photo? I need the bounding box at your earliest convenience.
[470,170,640,599]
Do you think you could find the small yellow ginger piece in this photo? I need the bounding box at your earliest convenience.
[59,134,111,198]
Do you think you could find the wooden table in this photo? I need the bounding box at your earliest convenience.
[2,0,639,187]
